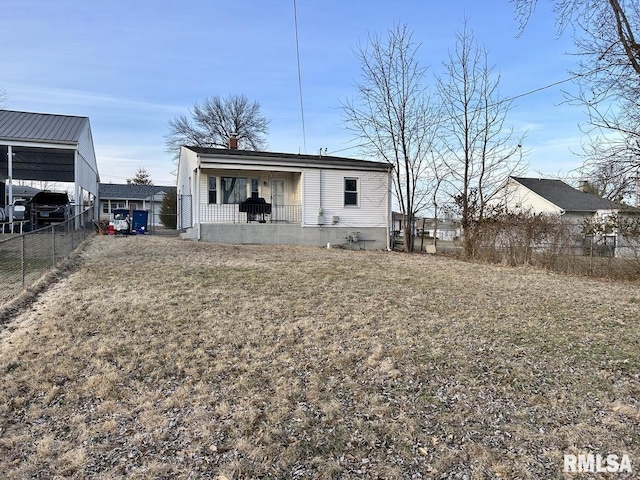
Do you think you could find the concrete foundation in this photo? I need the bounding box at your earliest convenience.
[183,223,389,250]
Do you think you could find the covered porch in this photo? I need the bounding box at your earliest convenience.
[195,168,303,225]
[198,203,302,224]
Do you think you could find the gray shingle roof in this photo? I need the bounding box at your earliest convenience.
[99,183,176,200]
[0,109,88,144]
[512,177,621,212]
[185,146,392,171]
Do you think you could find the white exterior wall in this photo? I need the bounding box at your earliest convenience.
[177,148,198,197]
[176,148,199,230]
[76,123,99,194]
[303,167,389,227]
[76,122,100,219]
[488,178,563,214]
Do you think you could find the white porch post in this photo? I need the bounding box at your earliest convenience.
[74,150,81,228]
[7,145,13,232]
[196,166,201,240]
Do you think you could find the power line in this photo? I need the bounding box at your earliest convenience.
[293,0,307,154]
[328,72,585,156]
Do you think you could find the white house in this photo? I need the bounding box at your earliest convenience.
[176,144,393,249]
[488,177,627,221]
[98,183,176,226]
[488,176,640,256]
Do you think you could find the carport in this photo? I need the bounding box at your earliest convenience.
[0,109,100,230]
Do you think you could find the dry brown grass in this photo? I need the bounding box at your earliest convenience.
[1,235,639,479]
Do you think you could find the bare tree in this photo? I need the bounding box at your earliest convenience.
[436,23,526,257]
[342,24,441,252]
[512,0,640,198]
[165,94,269,162]
[579,135,639,202]
[128,167,154,186]
[513,0,640,77]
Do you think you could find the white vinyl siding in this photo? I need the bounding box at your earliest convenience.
[302,168,388,227]
[489,178,563,214]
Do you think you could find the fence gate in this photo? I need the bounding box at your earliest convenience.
[178,194,192,230]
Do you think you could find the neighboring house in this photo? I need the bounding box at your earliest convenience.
[391,211,405,234]
[177,144,393,249]
[417,217,461,241]
[488,176,640,255]
[489,176,628,219]
[392,213,461,241]
[98,183,176,226]
[2,184,40,204]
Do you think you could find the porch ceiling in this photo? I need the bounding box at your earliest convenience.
[0,145,75,182]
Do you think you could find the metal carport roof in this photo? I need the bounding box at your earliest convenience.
[0,109,100,219]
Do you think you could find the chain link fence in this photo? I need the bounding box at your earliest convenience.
[418,218,640,279]
[0,208,95,306]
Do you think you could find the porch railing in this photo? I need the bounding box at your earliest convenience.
[198,204,302,224]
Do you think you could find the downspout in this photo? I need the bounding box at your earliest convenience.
[386,167,392,251]
[319,168,322,225]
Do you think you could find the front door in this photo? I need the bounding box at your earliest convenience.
[271,179,285,221]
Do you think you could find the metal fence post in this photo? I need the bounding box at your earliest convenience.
[71,219,75,251]
[21,234,25,287]
[51,226,56,268]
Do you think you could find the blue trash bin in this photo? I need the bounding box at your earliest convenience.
[132,210,149,235]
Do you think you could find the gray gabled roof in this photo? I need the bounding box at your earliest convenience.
[99,183,176,201]
[512,177,621,212]
[0,109,88,144]
[185,146,392,172]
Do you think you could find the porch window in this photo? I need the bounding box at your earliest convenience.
[251,179,259,199]
[103,202,125,213]
[344,178,358,206]
[208,176,217,204]
[221,177,248,204]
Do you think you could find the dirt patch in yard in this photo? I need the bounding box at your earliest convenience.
[0,236,639,478]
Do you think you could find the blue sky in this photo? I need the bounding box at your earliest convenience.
[1,0,586,186]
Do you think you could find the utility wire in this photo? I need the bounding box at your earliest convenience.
[293,0,307,154]
[328,71,588,156]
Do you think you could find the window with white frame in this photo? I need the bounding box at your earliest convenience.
[344,177,358,206]
[208,176,217,204]
[102,202,125,213]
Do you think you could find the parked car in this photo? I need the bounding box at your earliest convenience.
[28,191,71,225]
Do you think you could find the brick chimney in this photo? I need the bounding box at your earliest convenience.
[228,133,238,150]
[578,180,589,192]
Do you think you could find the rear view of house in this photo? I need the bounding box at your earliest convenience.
[176,144,392,249]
